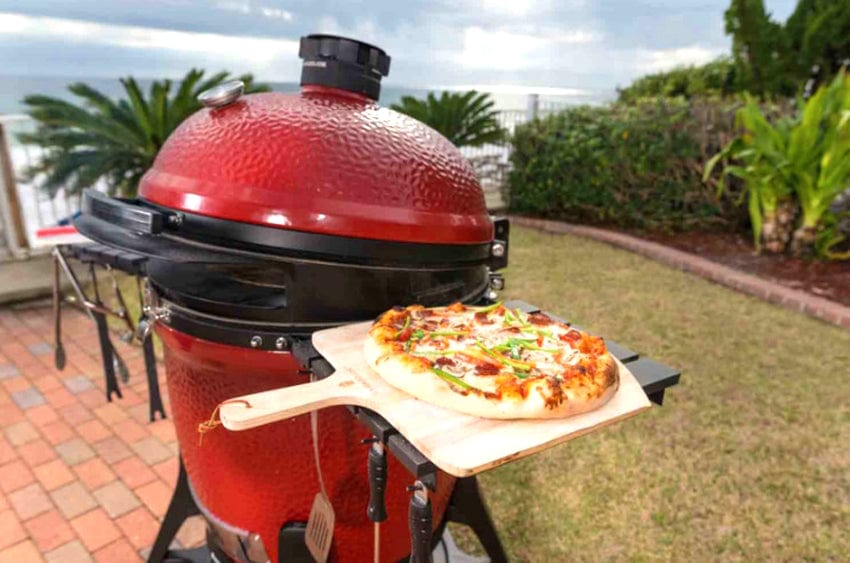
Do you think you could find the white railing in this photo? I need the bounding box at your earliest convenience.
[461,96,573,210]
[0,114,86,260]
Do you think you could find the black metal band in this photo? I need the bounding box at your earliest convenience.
[141,200,494,268]
[79,191,496,268]
[159,301,341,351]
[78,189,503,269]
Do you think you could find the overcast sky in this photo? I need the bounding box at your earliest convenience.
[0,0,797,92]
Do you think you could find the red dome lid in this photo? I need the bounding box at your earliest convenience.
[139,86,493,245]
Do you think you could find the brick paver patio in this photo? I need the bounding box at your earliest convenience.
[0,301,204,562]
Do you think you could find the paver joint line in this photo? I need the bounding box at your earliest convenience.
[511,216,850,330]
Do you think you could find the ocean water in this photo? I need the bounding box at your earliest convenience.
[0,74,610,116]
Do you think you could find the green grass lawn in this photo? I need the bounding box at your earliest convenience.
[451,225,850,561]
[90,225,850,560]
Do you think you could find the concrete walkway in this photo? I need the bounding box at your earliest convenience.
[0,302,203,562]
[0,256,55,305]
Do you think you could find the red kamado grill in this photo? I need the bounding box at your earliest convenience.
[68,33,679,563]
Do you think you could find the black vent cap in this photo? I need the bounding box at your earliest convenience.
[299,34,391,101]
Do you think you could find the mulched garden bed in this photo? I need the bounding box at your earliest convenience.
[638,230,850,307]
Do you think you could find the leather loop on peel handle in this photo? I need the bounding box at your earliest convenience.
[198,399,252,446]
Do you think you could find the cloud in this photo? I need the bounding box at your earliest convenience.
[0,11,298,65]
[456,26,602,70]
[215,1,294,22]
[0,2,737,92]
[637,45,723,73]
[314,16,380,45]
[455,0,589,18]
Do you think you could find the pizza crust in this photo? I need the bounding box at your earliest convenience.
[364,332,619,420]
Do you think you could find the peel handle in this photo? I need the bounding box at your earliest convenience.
[219,370,371,431]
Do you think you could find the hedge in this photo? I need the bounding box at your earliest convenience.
[507,97,761,232]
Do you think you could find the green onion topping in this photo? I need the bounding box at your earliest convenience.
[472,301,503,313]
[394,315,411,338]
[430,367,476,391]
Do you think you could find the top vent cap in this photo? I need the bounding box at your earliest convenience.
[299,34,391,101]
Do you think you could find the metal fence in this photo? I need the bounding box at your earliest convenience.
[460,95,572,210]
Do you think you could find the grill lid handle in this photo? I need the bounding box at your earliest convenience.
[82,189,167,235]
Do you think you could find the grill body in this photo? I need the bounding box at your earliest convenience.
[74,33,504,562]
[159,325,455,562]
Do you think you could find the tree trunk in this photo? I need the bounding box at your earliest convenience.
[790,224,818,257]
[762,199,796,253]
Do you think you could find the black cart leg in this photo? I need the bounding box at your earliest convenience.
[147,458,200,563]
[446,476,508,563]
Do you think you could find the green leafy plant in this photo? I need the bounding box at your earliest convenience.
[619,0,849,102]
[724,0,793,97]
[391,90,506,147]
[706,71,850,258]
[703,100,796,252]
[617,58,738,102]
[20,69,269,198]
[787,70,850,256]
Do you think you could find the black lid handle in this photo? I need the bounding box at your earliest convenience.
[82,189,165,235]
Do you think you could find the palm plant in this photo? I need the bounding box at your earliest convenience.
[704,99,797,253]
[786,71,850,257]
[705,70,850,258]
[391,91,506,147]
[20,69,269,198]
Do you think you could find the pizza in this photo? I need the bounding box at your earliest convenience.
[364,302,619,419]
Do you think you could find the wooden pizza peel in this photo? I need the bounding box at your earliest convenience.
[219,321,651,477]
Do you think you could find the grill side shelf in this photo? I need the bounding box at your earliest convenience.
[294,302,681,487]
[63,243,148,275]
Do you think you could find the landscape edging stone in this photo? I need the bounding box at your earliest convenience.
[511,216,850,331]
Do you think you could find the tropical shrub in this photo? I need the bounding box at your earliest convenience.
[21,69,269,198]
[618,58,739,102]
[508,97,749,232]
[725,0,794,97]
[620,0,850,102]
[706,71,850,258]
[391,91,506,147]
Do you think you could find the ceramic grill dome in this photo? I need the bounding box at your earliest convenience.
[139,45,492,245]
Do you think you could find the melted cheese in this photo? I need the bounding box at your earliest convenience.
[404,307,587,395]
